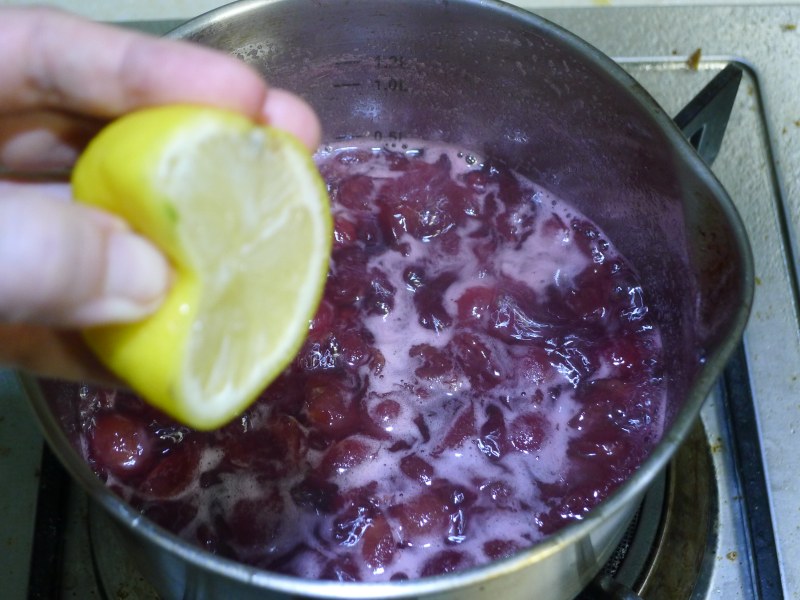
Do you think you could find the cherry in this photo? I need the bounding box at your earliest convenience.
[487,288,553,344]
[290,476,340,514]
[547,336,598,388]
[141,499,198,533]
[509,412,548,454]
[420,549,472,577]
[333,216,358,248]
[539,212,571,241]
[403,265,426,291]
[462,168,490,192]
[335,173,375,211]
[483,539,521,560]
[141,442,200,498]
[216,417,307,480]
[410,343,459,389]
[194,522,234,557]
[412,271,458,332]
[327,247,369,307]
[327,269,367,307]
[433,403,475,455]
[333,503,374,546]
[355,214,385,250]
[302,375,360,439]
[361,513,396,572]
[477,404,508,460]
[269,415,310,464]
[336,329,374,369]
[599,333,653,380]
[495,205,536,246]
[389,492,450,541]
[321,555,361,582]
[479,479,514,508]
[478,159,523,204]
[363,394,405,440]
[297,336,339,373]
[562,263,618,323]
[414,414,432,444]
[378,201,419,246]
[89,412,155,479]
[378,153,465,242]
[451,332,503,392]
[226,493,284,548]
[456,285,496,325]
[364,270,395,316]
[399,454,435,485]
[320,437,376,478]
[620,285,649,324]
[517,345,551,385]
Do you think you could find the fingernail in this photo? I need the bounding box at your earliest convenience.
[89,231,171,323]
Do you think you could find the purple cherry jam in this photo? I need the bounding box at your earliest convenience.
[75,142,665,581]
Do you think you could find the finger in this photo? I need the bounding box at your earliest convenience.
[0,7,321,150]
[0,324,120,385]
[0,179,72,202]
[262,88,322,153]
[0,7,268,118]
[0,96,320,174]
[0,190,171,327]
[0,110,101,171]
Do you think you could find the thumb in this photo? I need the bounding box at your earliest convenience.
[0,191,170,327]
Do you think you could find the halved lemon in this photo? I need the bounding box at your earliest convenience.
[72,105,332,430]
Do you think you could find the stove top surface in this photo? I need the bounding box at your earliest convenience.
[2,5,799,599]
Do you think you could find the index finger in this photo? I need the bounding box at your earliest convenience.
[0,7,320,148]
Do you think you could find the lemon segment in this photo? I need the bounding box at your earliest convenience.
[72,106,332,430]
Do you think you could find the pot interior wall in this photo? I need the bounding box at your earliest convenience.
[180,0,747,425]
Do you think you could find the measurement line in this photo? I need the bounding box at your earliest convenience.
[332,82,361,88]
[333,134,369,141]
[334,60,361,66]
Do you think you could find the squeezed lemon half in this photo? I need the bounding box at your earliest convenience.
[72,105,332,430]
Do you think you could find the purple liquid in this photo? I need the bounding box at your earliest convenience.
[76,142,665,581]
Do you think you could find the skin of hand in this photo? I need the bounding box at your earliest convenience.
[0,6,322,383]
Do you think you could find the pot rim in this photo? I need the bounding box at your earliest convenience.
[22,0,754,596]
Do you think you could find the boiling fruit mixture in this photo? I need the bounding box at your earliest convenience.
[73,142,665,581]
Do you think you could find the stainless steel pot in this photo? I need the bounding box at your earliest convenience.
[22,0,753,598]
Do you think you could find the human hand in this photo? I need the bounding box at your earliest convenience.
[0,7,322,381]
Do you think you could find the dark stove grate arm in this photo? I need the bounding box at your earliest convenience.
[673,63,742,166]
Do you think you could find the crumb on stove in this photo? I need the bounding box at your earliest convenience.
[686,48,702,70]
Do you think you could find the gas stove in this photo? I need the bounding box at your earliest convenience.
[1,5,798,599]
